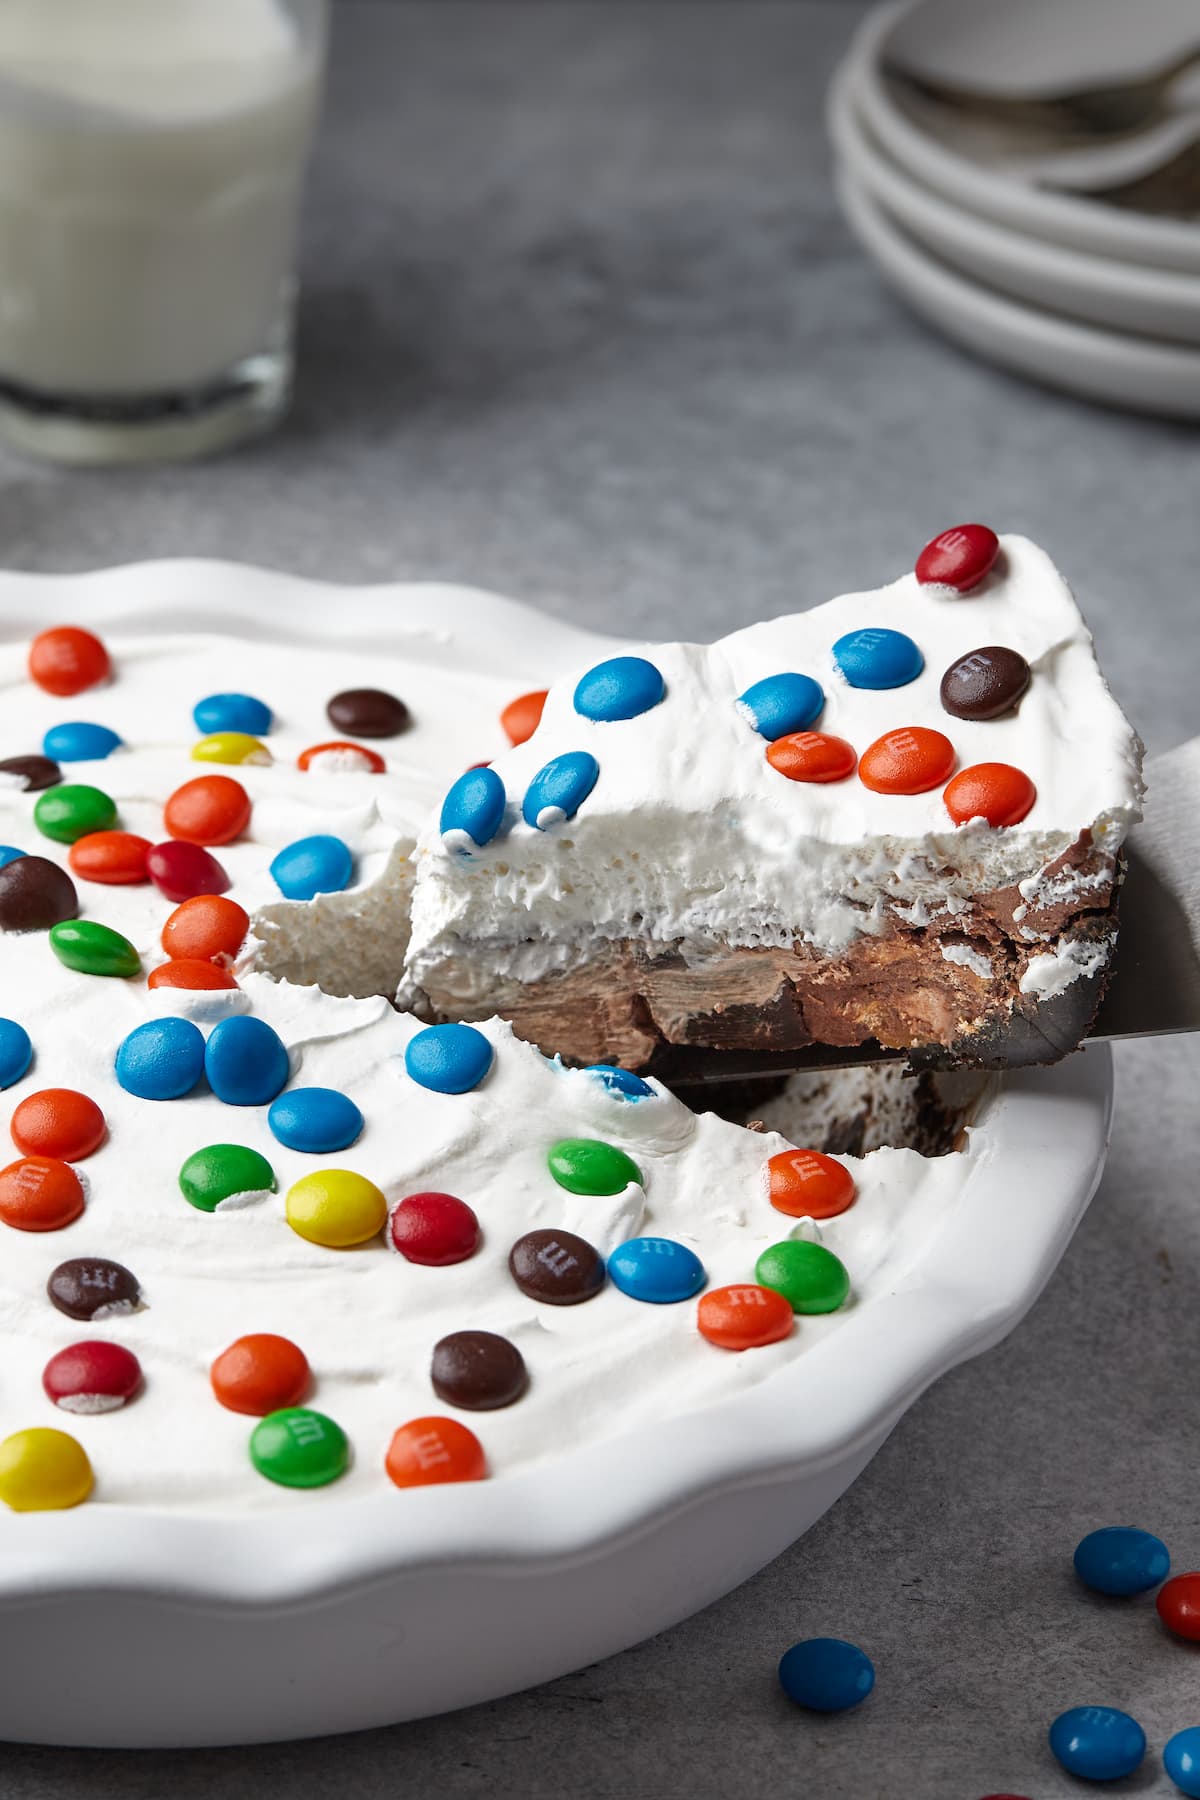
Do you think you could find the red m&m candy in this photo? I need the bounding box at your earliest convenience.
[697,1283,794,1350]
[944,763,1036,827]
[1157,1571,1200,1641]
[68,831,151,886]
[148,958,239,992]
[915,524,999,592]
[28,626,111,696]
[11,1088,105,1161]
[385,1416,487,1488]
[146,840,231,903]
[500,690,547,747]
[210,1333,310,1416]
[859,727,955,796]
[766,1148,856,1220]
[43,1341,141,1413]
[766,732,857,784]
[297,741,386,775]
[163,775,251,847]
[0,1157,85,1231]
[389,1192,481,1265]
[161,894,249,964]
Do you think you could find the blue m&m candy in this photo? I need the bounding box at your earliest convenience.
[1049,1707,1145,1782]
[0,1018,32,1089]
[778,1639,875,1713]
[522,752,599,830]
[832,628,923,690]
[440,767,506,854]
[42,722,122,762]
[115,1017,206,1101]
[193,693,273,737]
[737,673,824,739]
[0,847,24,870]
[1074,1526,1170,1596]
[204,1015,290,1106]
[269,835,353,901]
[586,1065,654,1099]
[1165,1727,1200,1797]
[574,656,665,723]
[609,1236,706,1304]
[268,1087,364,1154]
[405,1023,493,1094]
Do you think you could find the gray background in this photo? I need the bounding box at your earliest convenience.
[2,4,1198,1796]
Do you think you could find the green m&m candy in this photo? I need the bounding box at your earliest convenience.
[179,1144,277,1214]
[48,919,140,978]
[250,1408,349,1488]
[33,784,117,844]
[547,1137,642,1196]
[755,1239,850,1314]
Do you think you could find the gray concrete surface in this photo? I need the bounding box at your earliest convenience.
[1,4,1198,1795]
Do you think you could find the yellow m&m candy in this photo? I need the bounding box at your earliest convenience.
[286,1169,387,1248]
[0,1427,93,1511]
[191,732,271,767]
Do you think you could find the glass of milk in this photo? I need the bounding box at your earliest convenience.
[0,0,328,464]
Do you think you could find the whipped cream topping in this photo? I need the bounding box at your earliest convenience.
[404,536,1143,995]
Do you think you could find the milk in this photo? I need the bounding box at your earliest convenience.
[0,0,323,398]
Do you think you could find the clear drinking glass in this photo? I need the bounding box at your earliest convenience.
[0,0,328,465]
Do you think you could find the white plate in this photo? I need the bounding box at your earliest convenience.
[851,1,1200,275]
[835,164,1200,417]
[829,56,1200,345]
[0,564,1114,1747]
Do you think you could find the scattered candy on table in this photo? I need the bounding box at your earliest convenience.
[500,688,547,746]
[832,627,923,690]
[68,830,151,885]
[1157,1572,1200,1642]
[148,958,239,992]
[49,918,141,977]
[193,693,273,738]
[940,646,1030,721]
[211,1334,310,1415]
[547,1137,641,1196]
[161,893,249,964]
[522,749,600,829]
[385,1417,487,1488]
[0,857,79,930]
[1165,1727,1200,1798]
[191,731,271,766]
[440,766,507,854]
[115,1017,207,1101]
[431,1330,528,1411]
[0,753,62,790]
[34,782,117,844]
[509,1228,606,1304]
[858,727,956,797]
[47,1256,142,1320]
[405,1023,494,1095]
[389,1192,481,1265]
[697,1283,793,1350]
[0,1018,32,1089]
[755,1240,850,1314]
[573,655,665,722]
[766,1148,856,1220]
[1048,1707,1146,1782]
[296,741,386,775]
[42,1340,142,1413]
[915,523,999,592]
[944,764,1037,828]
[0,1426,93,1510]
[286,1168,387,1248]
[1074,1526,1170,1596]
[608,1236,706,1304]
[203,1015,290,1106]
[268,1087,364,1154]
[178,1143,277,1214]
[163,774,251,846]
[249,1407,350,1489]
[737,672,824,739]
[147,839,231,903]
[0,846,23,869]
[269,833,354,900]
[0,1156,85,1231]
[326,687,410,737]
[765,731,857,784]
[778,1638,875,1712]
[42,722,122,762]
[28,626,111,697]
[11,1088,106,1161]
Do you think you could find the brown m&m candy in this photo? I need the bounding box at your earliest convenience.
[47,1257,142,1321]
[0,755,62,792]
[326,688,410,738]
[431,1329,528,1411]
[0,856,78,931]
[940,646,1031,722]
[509,1228,606,1305]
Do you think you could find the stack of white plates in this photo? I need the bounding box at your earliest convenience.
[829,0,1200,417]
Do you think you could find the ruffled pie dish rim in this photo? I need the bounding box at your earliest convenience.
[0,563,1112,1607]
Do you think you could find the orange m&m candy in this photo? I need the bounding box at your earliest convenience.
[500,690,547,747]
[163,775,251,847]
[147,958,240,992]
[697,1283,794,1350]
[210,1333,310,1416]
[297,741,386,774]
[28,626,110,697]
[11,1089,105,1162]
[766,1148,856,1220]
[944,762,1036,828]
[766,732,857,784]
[161,894,249,964]
[859,727,955,796]
[68,831,151,886]
[385,1416,487,1489]
[0,1157,85,1231]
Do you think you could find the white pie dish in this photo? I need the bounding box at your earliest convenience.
[0,564,1114,1747]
